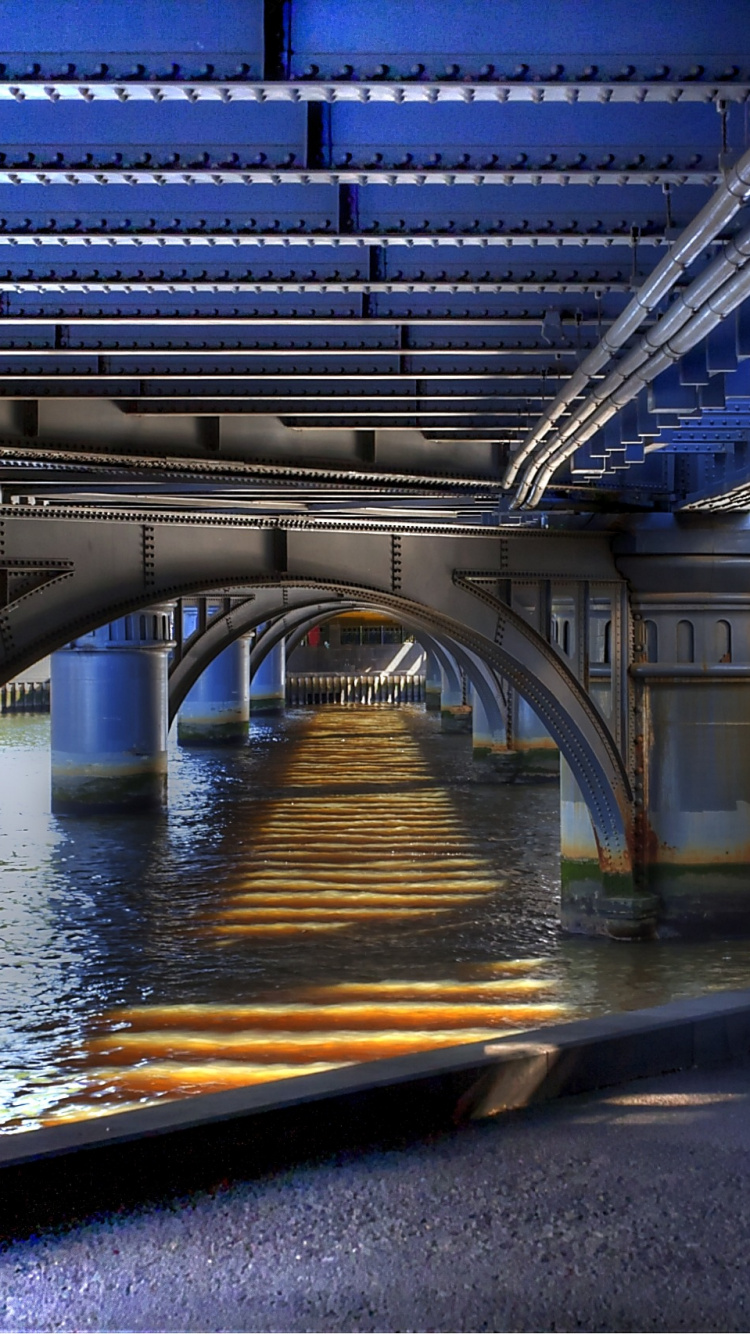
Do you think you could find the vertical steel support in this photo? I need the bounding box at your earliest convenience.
[611,582,631,756]
[576,580,591,692]
[263,0,292,79]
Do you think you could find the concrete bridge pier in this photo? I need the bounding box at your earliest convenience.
[250,630,286,714]
[51,607,173,812]
[629,591,750,936]
[177,635,250,746]
[616,530,750,936]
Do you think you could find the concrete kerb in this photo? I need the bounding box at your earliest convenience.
[2,989,750,1232]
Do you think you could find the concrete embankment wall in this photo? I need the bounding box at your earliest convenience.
[3,989,750,1237]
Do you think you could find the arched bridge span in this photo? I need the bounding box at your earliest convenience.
[0,510,632,875]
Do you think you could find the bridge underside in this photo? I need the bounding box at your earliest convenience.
[1,0,750,518]
[3,1,750,939]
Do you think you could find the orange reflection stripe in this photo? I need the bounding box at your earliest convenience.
[221,896,477,907]
[302,979,554,1000]
[86,1028,508,1064]
[107,1001,566,1032]
[216,907,453,921]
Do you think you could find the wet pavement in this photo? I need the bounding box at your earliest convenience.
[2,1059,750,1332]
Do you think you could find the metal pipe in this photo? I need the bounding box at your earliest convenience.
[505,142,750,489]
[517,221,750,496]
[521,257,750,506]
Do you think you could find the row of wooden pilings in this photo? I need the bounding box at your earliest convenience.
[286,673,426,706]
[0,680,50,713]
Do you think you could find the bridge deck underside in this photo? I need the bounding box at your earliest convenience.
[0,0,748,521]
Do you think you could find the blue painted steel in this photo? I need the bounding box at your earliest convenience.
[680,345,711,386]
[1,0,263,75]
[291,0,745,76]
[3,1,750,506]
[707,322,739,374]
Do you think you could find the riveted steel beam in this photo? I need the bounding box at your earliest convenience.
[0,348,597,359]
[104,403,543,416]
[0,279,637,295]
[0,316,588,327]
[0,384,554,402]
[0,79,745,106]
[0,167,723,188]
[0,446,514,489]
[681,482,750,510]
[0,375,576,389]
[0,230,669,250]
[0,371,581,385]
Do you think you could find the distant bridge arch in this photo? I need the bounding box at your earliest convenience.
[164,579,631,875]
[243,599,509,738]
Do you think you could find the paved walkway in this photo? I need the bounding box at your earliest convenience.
[2,1061,750,1332]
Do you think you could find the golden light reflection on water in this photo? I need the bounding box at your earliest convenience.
[36,709,567,1127]
[224,892,483,906]
[304,979,555,1000]
[102,998,564,1032]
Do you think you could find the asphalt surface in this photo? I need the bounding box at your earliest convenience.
[2,1062,750,1333]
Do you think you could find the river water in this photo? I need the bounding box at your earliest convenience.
[2,704,750,1135]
